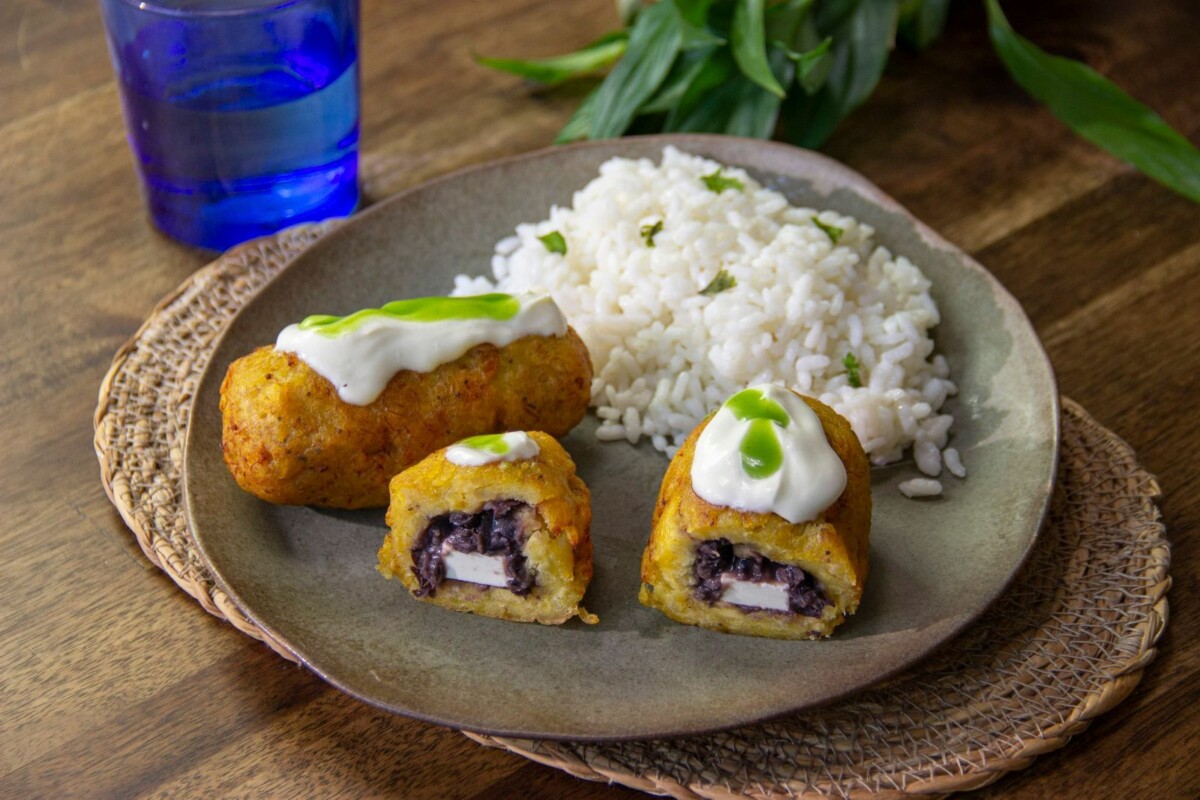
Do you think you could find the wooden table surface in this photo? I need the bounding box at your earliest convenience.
[3,0,1197,797]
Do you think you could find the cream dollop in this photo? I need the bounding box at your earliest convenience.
[445,432,540,466]
[690,384,847,524]
[275,294,566,405]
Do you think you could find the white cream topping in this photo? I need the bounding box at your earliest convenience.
[691,384,848,524]
[442,550,509,588]
[720,577,791,612]
[274,293,567,405]
[445,432,540,467]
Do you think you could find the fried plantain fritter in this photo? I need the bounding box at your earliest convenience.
[379,431,594,625]
[638,392,870,639]
[219,329,592,508]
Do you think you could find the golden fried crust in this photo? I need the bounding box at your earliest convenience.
[379,432,594,625]
[219,329,592,509]
[639,393,870,639]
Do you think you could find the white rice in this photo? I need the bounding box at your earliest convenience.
[943,447,967,478]
[899,478,944,498]
[452,147,959,482]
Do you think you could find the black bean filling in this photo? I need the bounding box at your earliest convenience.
[693,538,829,617]
[411,499,533,597]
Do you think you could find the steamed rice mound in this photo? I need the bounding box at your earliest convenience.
[453,147,958,472]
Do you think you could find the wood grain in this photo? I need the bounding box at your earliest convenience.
[1,0,1198,797]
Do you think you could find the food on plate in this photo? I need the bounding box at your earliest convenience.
[219,293,592,509]
[454,146,962,495]
[378,431,596,625]
[639,385,870,639]
[899,478,943,498]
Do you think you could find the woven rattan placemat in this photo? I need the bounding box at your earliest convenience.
[94,223,1170,799]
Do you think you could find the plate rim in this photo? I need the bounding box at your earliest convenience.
[184,133,1060,741]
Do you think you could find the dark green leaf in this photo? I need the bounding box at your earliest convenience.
[790,8,834,94]
[555,85,601,143]
[665,79,742,131]
[679,22,726,51]
[731,0,786,97]
[986,0,1200,203]
[781,36,832,94]
[726,43,794,138]
[474,31,628,85]
[783,0,898,148]
[824,0,896,118]
[663,50,737,131]
[701,169,745,193]
[765,0,815,43]
[726,86,781,138]
[672,0,716,28]
[641,219,664,246]
[589,1,686,139]
[812,0,862,34]
[664,37,791,138]
[699,269,738,295]
[616,0,641,27]
[812,216,844,243]
[897,0,950,52]
[639,46,718,114]
[538,231,568,254]
[843,352,862,387]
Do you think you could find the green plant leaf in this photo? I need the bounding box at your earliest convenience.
[823,0,896,120]
[639,45,719,114]
[783,0,898,148]
[616,0,641,27]
[779,36,832,94]
[727,43,794,138]
[679,22,726,51]
[589,0,686,139]
[790,5,834,94]
[666,4,795,137]
[663,49,737,131]
[665,75,742,131]
[897,0,950,52]
[731,0,787,97]
[475,31,628,85]
[672,0,717,28]
[986,0,1200,203]
[764,0,829,95]
[765,0,815,43]
[662,43,787,139]
[555,84,602,143]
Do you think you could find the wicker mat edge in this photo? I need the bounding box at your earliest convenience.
[93,224,1170,799]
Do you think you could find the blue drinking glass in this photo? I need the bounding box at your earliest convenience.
[99,0,360,251]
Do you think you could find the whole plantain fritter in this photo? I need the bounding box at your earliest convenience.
[219,329,592,509]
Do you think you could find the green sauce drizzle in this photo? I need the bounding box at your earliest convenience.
[297,293,521,337]
[455,433,510,455]
[724,388,791,480]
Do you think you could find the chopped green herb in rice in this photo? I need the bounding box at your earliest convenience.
[538,230,567,254]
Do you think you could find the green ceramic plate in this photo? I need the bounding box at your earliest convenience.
[185,135,1058,741]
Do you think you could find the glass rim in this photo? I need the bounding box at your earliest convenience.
[99,0,345,19]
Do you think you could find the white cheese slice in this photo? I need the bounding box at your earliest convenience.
[720,578,790,612]
[443,551,508,588]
